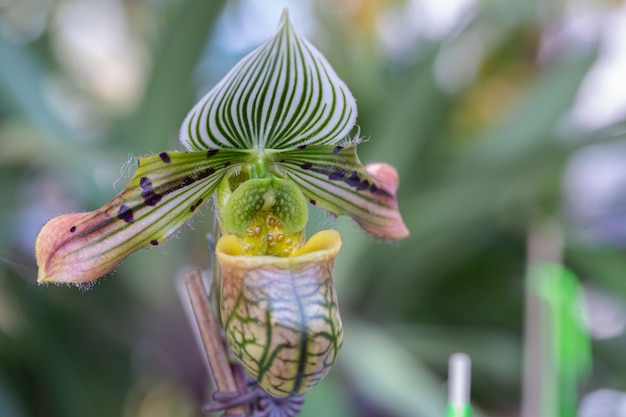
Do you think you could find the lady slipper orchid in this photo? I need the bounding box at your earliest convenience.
[34,9,408,397]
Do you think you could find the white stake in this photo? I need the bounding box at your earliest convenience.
[447,353,472,417]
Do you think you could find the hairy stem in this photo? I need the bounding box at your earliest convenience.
[184,270,247,416]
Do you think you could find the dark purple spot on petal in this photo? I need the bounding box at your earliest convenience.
[70,226,76,233]
[224,162,231,168]
[369,183,379,193]
[143,193,162,206]
[159,152,171,163]
[140,176,152,190]
[357,180,369,191]
[150,239,158,246]
[297,144,308,149]
[176,168,215,191]
[139,177,162,206]
[207,149,219,158]
[301,162,313,170]
[190,198,203,212]
[181,175,196,187]
[197,167,216,180]
[333,146,343,154]
[347,173,361,187]
[329,169,346,181]
[117,204,134,223]
[309,199,317,205]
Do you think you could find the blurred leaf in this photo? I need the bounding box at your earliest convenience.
[0,36,76,143]
[450,50,598,177]
[388,324,521,387]
[123,0,227,151]
[568,247,626,296]
[0,265,139,417]
[0,373,27,417]
[299,373,354,417]
[361,47,451,174]
[340,320,488,417]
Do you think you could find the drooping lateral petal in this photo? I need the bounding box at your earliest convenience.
[180,9,357,151]
[268,145,410,241]
[35,150,253,285]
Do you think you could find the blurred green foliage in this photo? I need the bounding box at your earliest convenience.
[2,0,626,416]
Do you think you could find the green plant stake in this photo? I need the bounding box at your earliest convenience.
[529,263,592,417]
[34,9,409,401]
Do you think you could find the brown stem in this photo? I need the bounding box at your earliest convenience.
[184,270,247,416]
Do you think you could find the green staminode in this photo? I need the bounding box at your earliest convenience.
[219,176,308,238]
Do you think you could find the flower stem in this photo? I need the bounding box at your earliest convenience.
[184,269,247,416]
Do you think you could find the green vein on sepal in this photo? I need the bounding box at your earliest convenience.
[179,9,357,151]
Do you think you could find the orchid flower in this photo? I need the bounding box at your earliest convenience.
[35,10,408,397]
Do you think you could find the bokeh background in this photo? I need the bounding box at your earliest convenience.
[2,0,626,416]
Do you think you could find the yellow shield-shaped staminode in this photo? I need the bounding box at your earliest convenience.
[216,230,343,397]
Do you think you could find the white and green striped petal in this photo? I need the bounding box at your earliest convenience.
[180,9,357,151]
[36,150,254,285]
[268,146,410,241]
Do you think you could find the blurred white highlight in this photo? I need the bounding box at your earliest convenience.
[448,352,472,406]
[578,389,626,417]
